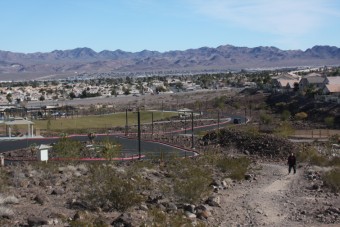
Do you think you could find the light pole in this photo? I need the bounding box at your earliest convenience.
[151,112,154,136]
[184,113,187,134]
[125,109,128,136]
[218,110,220,131]
[137,109,141,160]
[191,111,194,149]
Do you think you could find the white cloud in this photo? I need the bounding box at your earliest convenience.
[187,0,340,36]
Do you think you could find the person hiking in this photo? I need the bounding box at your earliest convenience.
[287,153,296,174]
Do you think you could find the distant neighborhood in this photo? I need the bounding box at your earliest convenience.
[0,66,339,106]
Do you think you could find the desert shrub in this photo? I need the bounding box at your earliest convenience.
[144,208,205,227]
[329,157,340,167]
[0,171,8,193]
[99,138,121,160]
[295,112,308,121]
[53,137,82,158]
[166,158,212,204]
[324,116,335,128]
[259,113,273,125]
[79,164,143,212]
[280,110,291,121]
[216,156,251,180]
[322,169,340,192]
[309,155,328,166]
[274,121,295,137]
[244,125,260,136]
[296,146,319,163]
[297,147,340,167]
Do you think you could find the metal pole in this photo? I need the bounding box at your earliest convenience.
[184,113,187,134]
[125,109,128,136]
[151,112,154,135]
[191,111,194,149]
[138,109,141,160]
[218,111,220,131]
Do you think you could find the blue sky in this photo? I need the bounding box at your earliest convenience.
[1,0,340,53]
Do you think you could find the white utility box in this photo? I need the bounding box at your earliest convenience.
[37,144,51,161]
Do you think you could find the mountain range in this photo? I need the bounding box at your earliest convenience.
[0,45,340,80]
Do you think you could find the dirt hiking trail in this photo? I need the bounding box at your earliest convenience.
[209,162,338,227]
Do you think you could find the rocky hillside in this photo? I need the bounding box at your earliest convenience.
[1,45,340,80]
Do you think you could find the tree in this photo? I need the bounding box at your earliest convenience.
[69,91,76,99]
[6,93,12,103]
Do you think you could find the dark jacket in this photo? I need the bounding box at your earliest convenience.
[288,155,296,166]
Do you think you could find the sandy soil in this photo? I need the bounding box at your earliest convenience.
[208,162,339,227]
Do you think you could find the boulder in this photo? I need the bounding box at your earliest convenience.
[206,196,221,207]
[27,216,48,227]
[51,188,65,195]
[111,213,133,227]
[33,194,49,205]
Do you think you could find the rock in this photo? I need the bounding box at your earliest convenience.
[19,179,30,188]
[184,204,196,214]
[27,216,48,227]
[51,188,65,195]
[156,203,166,211]
[166,202,177,213]
[244,174,253,180]
[73,211,89,221]
[206,196,221,207]
[197,210,211,219]
[311,184,320,190]
[185,211,196,219]
[0,207,14,219]
[196,204,209,212]
[111,213,133,227]
[140,204,149,211]
[33,194,49,205]
[222,178,233,188]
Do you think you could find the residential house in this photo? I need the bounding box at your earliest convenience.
[299,73,325,91]
[272,78,299,93]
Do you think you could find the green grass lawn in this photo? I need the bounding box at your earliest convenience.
[33,111,177,130]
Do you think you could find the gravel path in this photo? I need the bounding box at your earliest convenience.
[209,162,336,227]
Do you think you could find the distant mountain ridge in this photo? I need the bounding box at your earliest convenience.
[0,45,339,80]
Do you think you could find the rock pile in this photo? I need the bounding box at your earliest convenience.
[202,128,298,159]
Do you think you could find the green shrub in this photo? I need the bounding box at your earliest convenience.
[80,164,143,212]
[280,110,291,121]
[216,156,251,180]
[53,137,82,158]
[0,170,9,193]
[322,169,340,192]
[296,146,319,163]
[99,138,121,160]
[274,121,295,137]
[309,155,328,166]
[259,113,273,125]
[166,159,212,204]
[324,116,335,128]
[295,112,308,121]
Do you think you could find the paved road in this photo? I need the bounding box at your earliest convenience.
[0,135,195,158]
[0,116,240,159]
